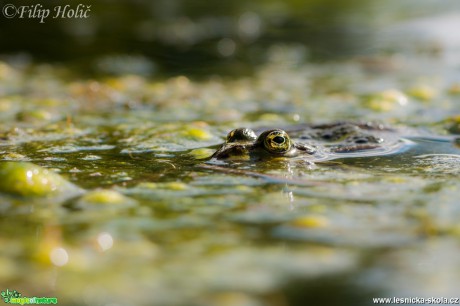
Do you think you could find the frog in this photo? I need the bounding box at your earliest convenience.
[211,122,405,161]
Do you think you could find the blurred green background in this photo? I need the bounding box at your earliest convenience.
[1,0,459,76]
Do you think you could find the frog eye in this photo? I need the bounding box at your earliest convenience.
[263,130,291,153]
[226,128,257,143]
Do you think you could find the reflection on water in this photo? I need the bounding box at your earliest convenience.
[334,136,460,174]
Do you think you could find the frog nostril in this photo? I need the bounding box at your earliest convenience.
[273,136,285,144]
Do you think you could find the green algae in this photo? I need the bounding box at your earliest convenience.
[0,161,80,197]
[362,89,409,112]
[188,148,215,160]
[79,189,134,205]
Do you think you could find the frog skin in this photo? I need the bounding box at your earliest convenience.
[211,122,400,161]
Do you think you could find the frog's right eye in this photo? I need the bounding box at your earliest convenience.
[263,130,292,154]
[226,128,257,143]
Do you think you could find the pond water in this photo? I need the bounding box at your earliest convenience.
[2,4,460,306]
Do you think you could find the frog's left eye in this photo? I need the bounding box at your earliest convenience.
[226,128,257,143]
[263,130,291,153]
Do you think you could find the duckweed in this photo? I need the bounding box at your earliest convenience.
[79,189,132,205]
[291,215,329,228]
[407,85,437,101]
[181,127,212,140]
[16,110,53,122]
[363,89,408,112]
[137,182,189,191]
[188,148,215,159]
[0,162,78,197]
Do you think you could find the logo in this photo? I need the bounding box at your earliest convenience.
[1,289,58,305]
